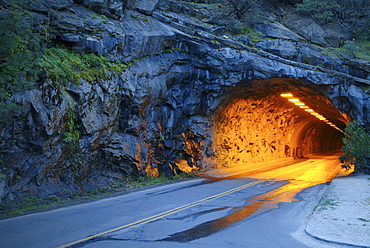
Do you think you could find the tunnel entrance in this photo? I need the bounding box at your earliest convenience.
[212,78,349,168]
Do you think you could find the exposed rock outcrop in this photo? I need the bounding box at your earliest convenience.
[283,14,352,48]
[0,0,369,203]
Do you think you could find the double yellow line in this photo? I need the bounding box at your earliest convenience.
[58,179,266,248]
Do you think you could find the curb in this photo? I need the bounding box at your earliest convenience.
[305,174,370,248]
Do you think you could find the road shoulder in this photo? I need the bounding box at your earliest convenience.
[305,173,370,248]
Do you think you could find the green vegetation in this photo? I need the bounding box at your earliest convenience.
[132,174,169,187]
[63,109,80,144]
[318,198,339,211]
[219,0,259,20]
[0,173,197,219]
[296,0,370,38]
[203,0,370,57]
[339,120,370,173]
[0,173,6,181]
[358,218,370,222]
[320,39,370,63]
[0,3,127,124]
[0,8,44,122]
[222,15,265,37]
[342,40,370,61]
[38,47,126,86]
[91,13,109,21]
[191,0,265,37]
[302,56,310,64]
[0,33,128,121]
[130,13,151,22]
[296,0,340,24]
[5,195,65,216]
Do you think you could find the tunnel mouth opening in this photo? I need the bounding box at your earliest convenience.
[211,78,349,169]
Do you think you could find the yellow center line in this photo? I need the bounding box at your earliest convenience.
[58,158,339,248]
[57,179,266,248]
[129,179,265,228]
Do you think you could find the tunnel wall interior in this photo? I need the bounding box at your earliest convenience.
[211,78,346,168]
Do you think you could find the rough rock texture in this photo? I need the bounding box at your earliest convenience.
[0,1,369,203]
[135,0,159,15]
[72,0,124,20]
[283,14,352,48]
[256,22,305,42]
[213,92,344,167]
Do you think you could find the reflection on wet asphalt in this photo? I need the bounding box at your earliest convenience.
[160,181,288,242]
[161,154,344,242]
[56,154,347,247]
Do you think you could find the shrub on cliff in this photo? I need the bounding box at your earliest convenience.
[0,2,127,124]
[339,120,370,174]
[37,47,126,86]
[296,0,370,38]
[219,0,259,19]
[0,8,44,122]
[210,0,266,35]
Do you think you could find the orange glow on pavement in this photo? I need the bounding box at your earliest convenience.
[203,153,352,229]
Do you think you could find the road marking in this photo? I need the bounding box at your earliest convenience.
[58,157,342,247]
[57,179,266,248]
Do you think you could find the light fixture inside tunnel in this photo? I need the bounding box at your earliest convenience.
[280,93,293,97]
[281,93,344,133]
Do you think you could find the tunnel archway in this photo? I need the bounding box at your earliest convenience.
[211,78,349,168]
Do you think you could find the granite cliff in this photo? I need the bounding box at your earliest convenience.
[0,0,369,203]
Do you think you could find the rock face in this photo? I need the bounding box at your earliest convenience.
[0,1,369,203]
[283,14,352,48]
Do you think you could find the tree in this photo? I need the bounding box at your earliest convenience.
[335,0,370,38]
[296,0,340,23]
[296,0,370,38]
[339,120,370,174]
[221,0,259,19]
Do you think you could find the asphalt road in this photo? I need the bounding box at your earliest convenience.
[0,153,347,248]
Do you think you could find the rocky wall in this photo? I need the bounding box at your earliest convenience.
[0,0,369,203]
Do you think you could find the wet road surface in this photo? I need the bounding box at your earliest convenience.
[0,152,349,248]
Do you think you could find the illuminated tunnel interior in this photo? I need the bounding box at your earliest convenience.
[212,78,349,168]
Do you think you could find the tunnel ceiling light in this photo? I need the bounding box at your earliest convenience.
[281,93,344,133]
[280,93,294,97]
